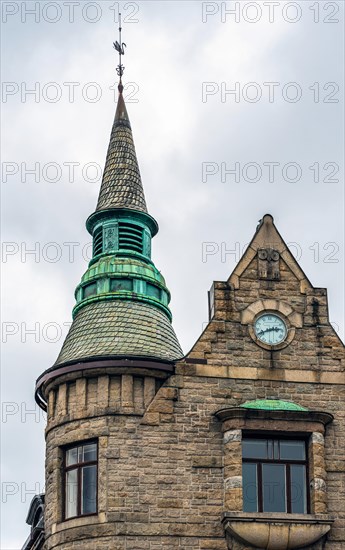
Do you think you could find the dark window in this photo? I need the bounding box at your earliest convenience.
[146,283,161,300]
[83,283,97,299]
[242,437,308,514]
[110,278,133,292]
[64,441,98,519]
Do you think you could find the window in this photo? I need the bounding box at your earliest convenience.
[110,278,133,292]
[146,283,161,300]
[83,283,97,299]
[64,441,98,519]
[242,436,308,514]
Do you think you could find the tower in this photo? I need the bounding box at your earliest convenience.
[26,41,344,550]
[33,68,183,548]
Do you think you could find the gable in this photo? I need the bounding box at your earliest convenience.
[183,214,344,384]
[228,214,312,294]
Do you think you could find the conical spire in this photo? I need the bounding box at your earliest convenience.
[96,87,148,213]
[35,31,183,411]
[49,87,183,369]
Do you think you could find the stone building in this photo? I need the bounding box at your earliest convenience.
[23,76,344,550]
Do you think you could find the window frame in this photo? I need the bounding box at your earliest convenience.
[242,433,310,514]
[63,439,98,521]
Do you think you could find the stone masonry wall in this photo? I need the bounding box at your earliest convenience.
[43,217,345,549]
[43,371,344,550]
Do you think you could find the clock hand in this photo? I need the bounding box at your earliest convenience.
[257,327,283,338]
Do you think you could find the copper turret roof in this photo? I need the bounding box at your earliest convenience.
[45,88,183,374]
[54,301,182,366]
[96,88,148,213]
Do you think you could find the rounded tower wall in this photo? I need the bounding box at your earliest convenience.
[43,369,168,549]
[35,77,183,549]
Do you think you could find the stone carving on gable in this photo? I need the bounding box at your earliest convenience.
[257,248,280,280]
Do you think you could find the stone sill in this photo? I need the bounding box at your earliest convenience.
[52,512,106,533]
[222,512,334,550]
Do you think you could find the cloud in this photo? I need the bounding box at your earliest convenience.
[2,2,344,547]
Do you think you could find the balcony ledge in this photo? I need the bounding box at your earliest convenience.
[222,512,334,550]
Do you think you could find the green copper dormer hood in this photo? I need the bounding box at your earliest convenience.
[50,86,183,368]
[240,399,308,411]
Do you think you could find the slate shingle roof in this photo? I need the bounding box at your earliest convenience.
[96,92,147,213]
[54,300,183,366]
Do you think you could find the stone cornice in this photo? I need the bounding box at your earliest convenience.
[215,407,334,427]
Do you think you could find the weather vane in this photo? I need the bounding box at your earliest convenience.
[113,13,126,91]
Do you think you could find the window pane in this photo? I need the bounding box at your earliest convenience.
[146,283,161,300]
[82,443,97,463]
[83,283,97,299]
[242,439,267,459]
[110,279,133,292]
[65,469,78,518]
[280,440,305,461]
[291,464,307,513]
[81,465,97,515]
[263,464,286,512]
[66,447,78,466]
[242,463,258,512]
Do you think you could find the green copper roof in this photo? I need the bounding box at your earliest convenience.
[96,91,147,213]
[73,255,171,319]
[54,300,183,366]
[240,399,308,411]
[79,256,167,288]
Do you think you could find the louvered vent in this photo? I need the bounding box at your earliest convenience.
[118,222,143,253]
[93,227,103,256]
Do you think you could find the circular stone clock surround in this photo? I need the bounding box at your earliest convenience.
[241,299,303,350]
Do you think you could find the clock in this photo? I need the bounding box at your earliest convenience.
[254,313,287,345]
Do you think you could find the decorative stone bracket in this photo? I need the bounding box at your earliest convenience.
[223,512,333,550]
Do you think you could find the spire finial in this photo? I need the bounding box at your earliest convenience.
[113,12,126,93]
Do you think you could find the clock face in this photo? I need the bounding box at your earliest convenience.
[254,314,287,345]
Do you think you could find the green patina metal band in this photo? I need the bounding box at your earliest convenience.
[83,255,165,283]
[73,255,172,319]
[72,291,172,320]
[86,208,159,237]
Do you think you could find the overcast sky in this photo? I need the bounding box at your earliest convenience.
[1,1,344,548]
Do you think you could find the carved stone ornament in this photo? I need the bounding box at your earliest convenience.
[104,226,117,251]
[258,248,280,280]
